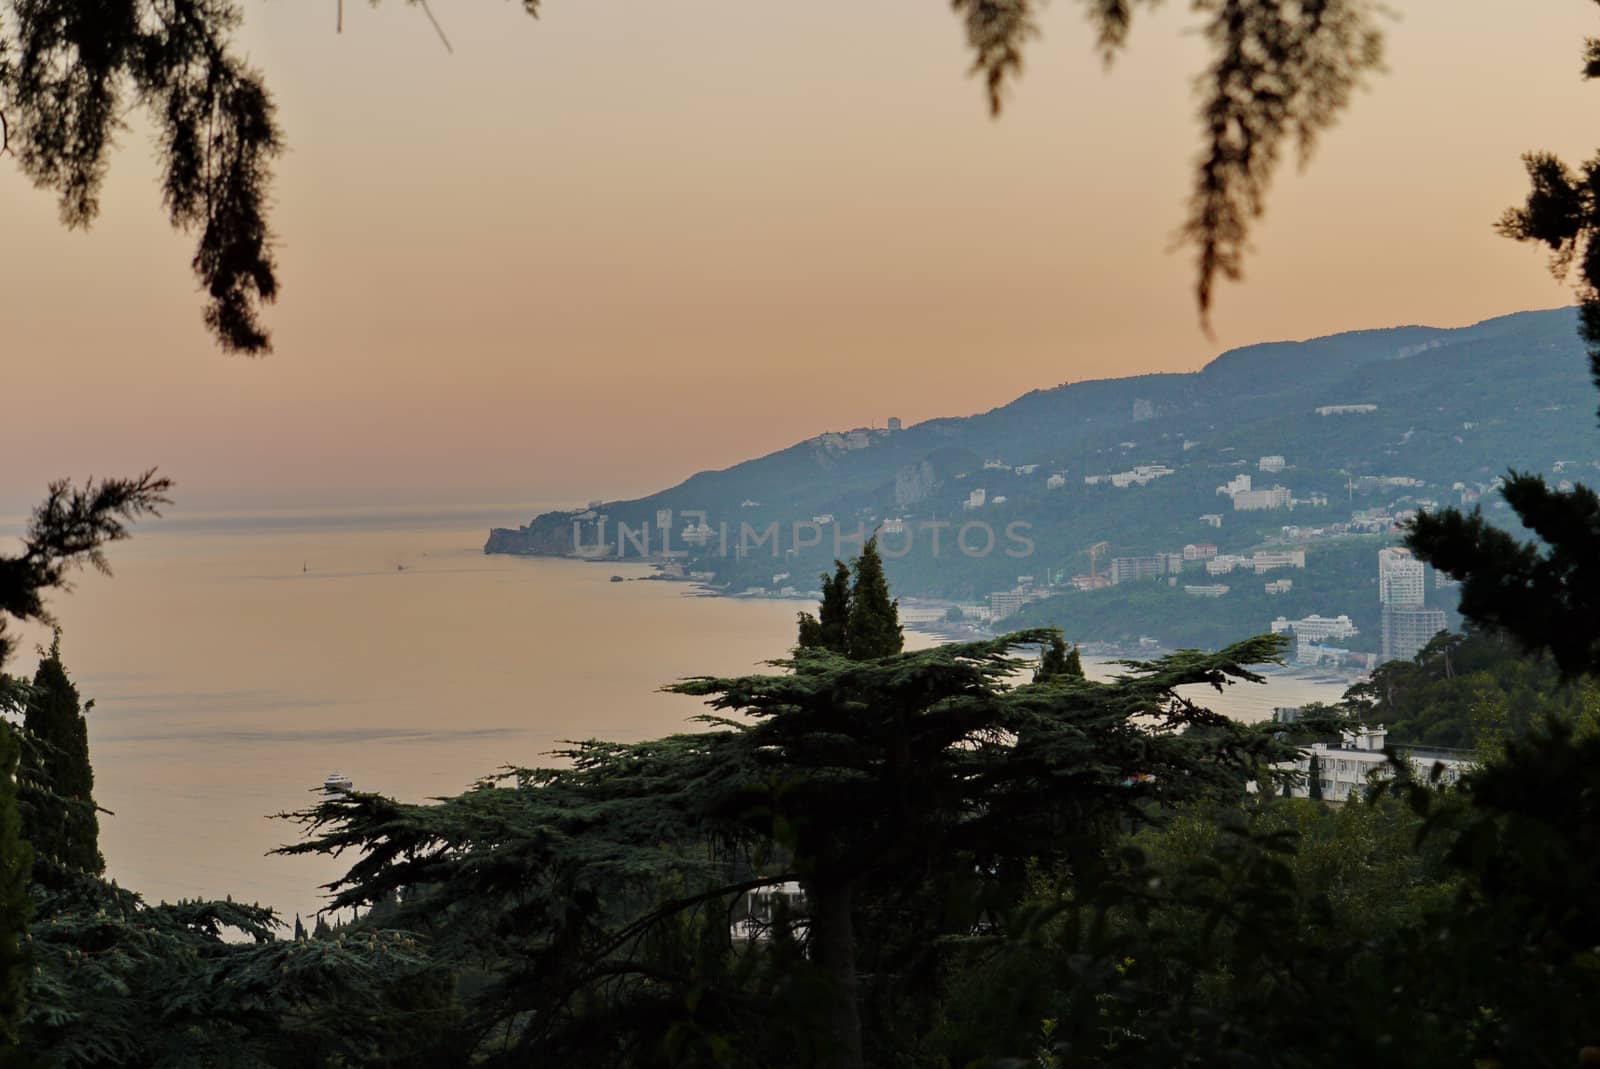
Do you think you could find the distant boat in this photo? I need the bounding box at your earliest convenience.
[610,575,625,583]
[324,772,353,793]
[396,563,407,572]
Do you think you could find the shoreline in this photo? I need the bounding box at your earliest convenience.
[589,558,1367,688]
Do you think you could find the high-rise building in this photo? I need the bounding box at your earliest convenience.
[1232,486,1292,511]
[1378,547,1425,608]
[989,590,1028,620]
[1382,607,1448,663]
[1109,556,1170,585]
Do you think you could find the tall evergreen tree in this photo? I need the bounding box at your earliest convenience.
[819,560,852,654]
[798,561,852,654]
[1410,24,1600,677]
[287,617,1291,1066]
[1034,632,1086,683]
[0,724,31,1049]
[844,537,902,660]
[21,633,103,876]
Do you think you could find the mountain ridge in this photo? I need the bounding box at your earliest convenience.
[486,305,1592,651]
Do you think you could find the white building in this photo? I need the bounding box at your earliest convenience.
[1091,464,1176,489]
[1276,725,1471,803]
[1382,607,1448,663]
[1046,473,1067,490]
[964,489,986,510]
[1184,584,1230,598]
[1206,554,1252,576]
[1378,547,1425,608]
[1253,549,1306,573]
[1315,404,1378,416]
[1265,578,1293,595]
[1199,513,1224,529]
[1183,543,1218,561]
[1271,613,1359,642]
[989,589,1028,619]
[1233,486,1293,511]
[732,881,807,942]
[1259,455,1287,473]
[1218,473,1253,497]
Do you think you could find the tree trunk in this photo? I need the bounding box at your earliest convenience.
[806,878,864,1069]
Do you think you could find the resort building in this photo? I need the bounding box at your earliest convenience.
[1274,724,1471,803]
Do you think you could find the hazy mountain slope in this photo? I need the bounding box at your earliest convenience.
[486,306,1595,650]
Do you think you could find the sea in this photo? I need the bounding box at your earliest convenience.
[2,505,1345,926]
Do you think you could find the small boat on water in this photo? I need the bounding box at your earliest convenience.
[610,575,625,583]
[324,772,353,793]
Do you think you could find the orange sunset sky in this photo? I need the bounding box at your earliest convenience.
[2,0,1594,514]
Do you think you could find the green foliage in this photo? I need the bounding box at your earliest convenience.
[796,543,902,661]
[931,792,1453,1067]
[1032,632,1083,683]
[2,0,281,351]
[19,633,102,877]
[1409,475,1600,678]
[1411,27,1600,673]
[0,471,170,673]
[1497,148,1600,417]
[1341,627,1597,750]
[0,726,32,1050]
[18,870,452,1068]
[843,537,901,659]
[284,612,1293,1064]
[798,560,852,654]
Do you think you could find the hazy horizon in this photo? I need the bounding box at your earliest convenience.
[5,0,1594,513]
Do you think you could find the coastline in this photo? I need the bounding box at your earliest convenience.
[580,557,1366,688]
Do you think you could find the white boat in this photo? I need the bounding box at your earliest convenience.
[323,771,353,793]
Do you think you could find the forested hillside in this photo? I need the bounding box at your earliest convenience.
[489,308,1587,647]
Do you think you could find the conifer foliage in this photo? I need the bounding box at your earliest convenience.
[843,537,902,660]
[1409,14,1600,678]
[20,632,103,877]
[796,538,903,661]
[287,539,1292,1066]
[0,726,31,1050]
[1033,632,1085,683]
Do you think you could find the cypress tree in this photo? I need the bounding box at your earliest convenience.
[22,633,103,876]
[1034,633,1084,683]
[0,724,31,1048]
[818,561,852,654]
[1035,634,1067,682]
[845,538,902,660]
[799,562,853,654]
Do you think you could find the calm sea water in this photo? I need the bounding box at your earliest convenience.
[6,506,1343,926]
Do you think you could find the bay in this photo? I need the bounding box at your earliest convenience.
[6,505,1345,926]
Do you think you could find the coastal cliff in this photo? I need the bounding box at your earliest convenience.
[484,514,574,556]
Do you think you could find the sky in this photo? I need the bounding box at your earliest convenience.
[2,0,1595,515]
